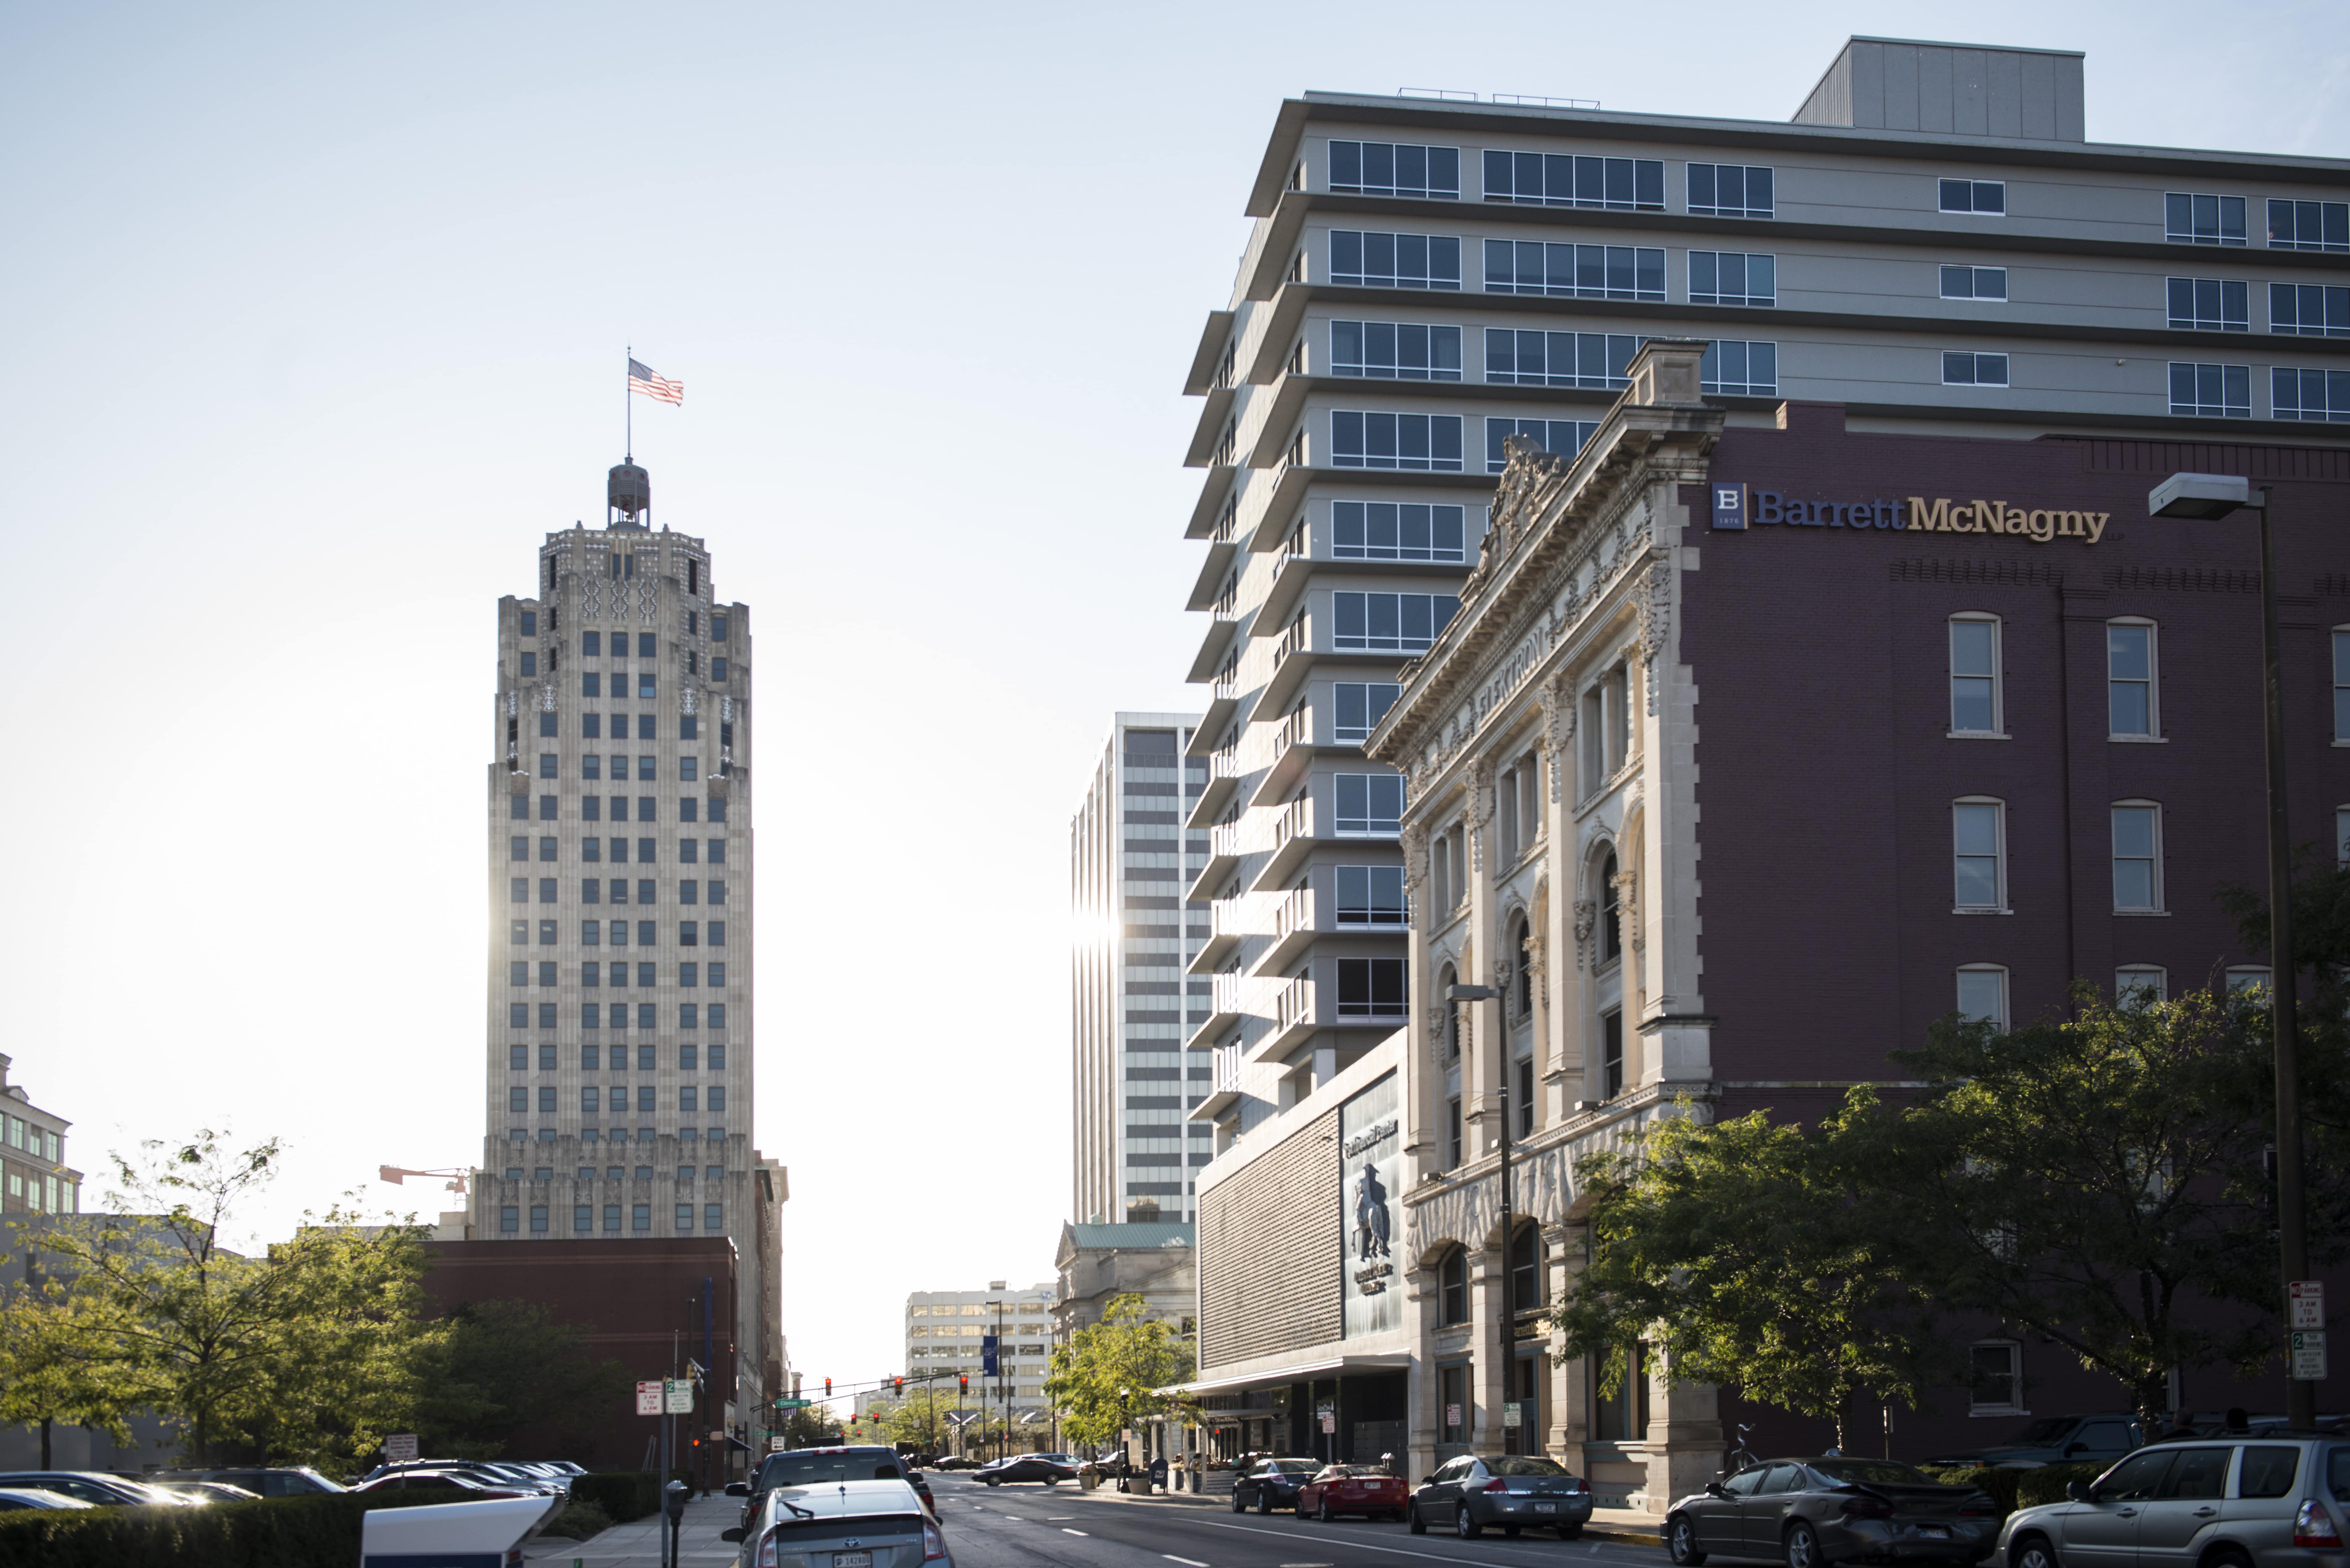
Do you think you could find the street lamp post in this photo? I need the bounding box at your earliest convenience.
[2148,471,2316,1429]
[987,1295,1006,1462]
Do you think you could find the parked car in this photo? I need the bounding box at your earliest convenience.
[1927,1414,2145,1470]
[1663,1457,1999,1567]
[153,1466,345,1497]
[974,1455,1078,1486]
[0,1472,192,1508]
[0,1488,95,1511]
[359,1461,561,1495]
[152,1480,262,1503]
[931,1455,980,1471]
[1232,1457,1320,1514]
[1409,1454,1596,1539]
[727,1444,935,1532]
[1998,1435,2346,1568]
[352,1471,530,1500]
[724,1477,951,1565]
[1295,1464,1409,1522]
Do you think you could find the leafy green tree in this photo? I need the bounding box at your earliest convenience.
[412,1299,629,1459]
[1041,1293,1194,1449]
[0,1234,143,1467]
[884,1380,962,1452]
[1869,988,2308,1423]
[1550,1099,1949,1451]
[37,1130,434,1467]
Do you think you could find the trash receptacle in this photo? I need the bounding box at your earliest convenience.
[1148,1457,1168,1495]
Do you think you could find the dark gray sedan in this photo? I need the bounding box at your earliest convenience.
[1409,1455,1595,1539]
[1665,1458,1999,1568]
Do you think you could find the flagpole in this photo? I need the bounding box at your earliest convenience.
[625,346,633,464]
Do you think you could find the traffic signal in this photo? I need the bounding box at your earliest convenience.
[824,1378,832,1398]
[959,1376,968,1394]
[894,1378,904,1396]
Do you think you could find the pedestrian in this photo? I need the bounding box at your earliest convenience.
[2166,1408,2195,1439]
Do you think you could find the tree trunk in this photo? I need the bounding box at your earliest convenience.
[39,1417,50,1469]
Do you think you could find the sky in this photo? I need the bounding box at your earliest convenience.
[2,0,2345,1397]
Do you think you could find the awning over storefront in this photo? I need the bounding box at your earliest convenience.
[1167,1353,1411,1398]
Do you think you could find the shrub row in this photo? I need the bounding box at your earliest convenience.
[0,1489,447,1568]
[1917,1461,2108,1517]
[566,1469,696,1524]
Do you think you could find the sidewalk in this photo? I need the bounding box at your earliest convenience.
[524,1492,741,1567]
[1079,1479,1665,1546]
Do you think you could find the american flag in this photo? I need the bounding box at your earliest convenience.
[628,358,684,405]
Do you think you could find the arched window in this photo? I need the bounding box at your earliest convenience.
[1509,914,1533,1018]
[1599,852,1621,964]
[1439,1248,1469,1325]
[1508,1221,1544,1309]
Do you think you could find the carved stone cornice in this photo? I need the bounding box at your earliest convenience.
[1572,900,1596,971]
[1538,671,1575,803]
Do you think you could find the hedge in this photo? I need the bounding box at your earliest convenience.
[567,1470,698,1525]
[1916,1461,2110,1518]
[0,1489,448,1568]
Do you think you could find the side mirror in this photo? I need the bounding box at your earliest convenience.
[1706,1482,1730,1498]
[724,1481,748,1497]
[2066,1482,2091,1504]
[2064,1443,2085,1457]
[720,1527,746,1543]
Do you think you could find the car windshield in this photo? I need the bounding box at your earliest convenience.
[1268,1461,1320,1475]
[1490,1458,1571,1477]
[1810,1461,1934,1486]
[2004,1418,2080,1446]
[762,1452,900,1488]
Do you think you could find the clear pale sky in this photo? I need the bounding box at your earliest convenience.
[3,0,2342,1398]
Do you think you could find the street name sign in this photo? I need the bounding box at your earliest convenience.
[775,1397,810,1409]
[636,1381,664,1416]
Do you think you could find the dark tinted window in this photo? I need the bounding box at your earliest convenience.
[757,1450,901,1489]
[1490,1457,1569,1477]
[1723,1466,1769,1496]
[1809,1460,1932,1485]
[2097,1449,2175,1501]
[1268,1460,1320,1475]
[1757,1465,1805,1494]
[2157,1449,2229,1500]
[2238,1447,2297,1498]
[2327,1447,2350,1502]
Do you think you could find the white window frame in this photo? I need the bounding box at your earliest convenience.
[1941,264,2009,301]
[1952,797,2008,913]
[2111,800,2164,914]
[2115,965,2169,1004]
[1949,613,2004,737]
[1967,1340,2026,1416]
[1943,350,2011,387]
[1956,964,2009,1030]
[2106,619,2160,741]
[2226,966,2272,996]
[2333,629,2350,743]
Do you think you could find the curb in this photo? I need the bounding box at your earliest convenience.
[1077,1487,1664,1546]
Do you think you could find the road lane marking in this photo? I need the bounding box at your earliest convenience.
[1064,1528,1090,1535]
[1165,1557,1211,1566]
[1196,1519,1650,1564]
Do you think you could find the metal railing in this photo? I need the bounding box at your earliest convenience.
[1212,1043,1243,1094]
[1272,884,1317,944]
[1274,974,1313,1033]
[1271,795,1313,856]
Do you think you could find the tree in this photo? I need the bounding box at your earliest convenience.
[1550,1099,1950,1450]
[411,1300,629,1459]
[1868,988,2305,1423]
[1041,1293,1194,1449]
[884,1381,961,1452]
[37,1130,435,1467]
[0,1233,143,1467]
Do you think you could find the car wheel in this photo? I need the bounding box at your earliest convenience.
[1258,1491,1273,1515]
[1785,1520,1824,1568]
[1668,1512,1709,1566]
[1457,1504,1484,1540]
[1409,1503,1428,1536]
[1232,1491,1246,1513]
[1046,1477,1059,1486]
[984,1477,998,1487]
[1319,1497,1335,1522]
[2011,1535,2058,1568]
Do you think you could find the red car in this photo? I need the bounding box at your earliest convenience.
[1294,1464,1408,1522]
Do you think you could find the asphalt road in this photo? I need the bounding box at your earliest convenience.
[928,1474,1677,1568]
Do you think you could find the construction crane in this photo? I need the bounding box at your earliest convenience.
[378,1165,470,1197]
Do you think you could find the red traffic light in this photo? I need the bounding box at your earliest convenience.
[824,1378,832,1397]
[958,1376,968,1393]
[894,1378,904,1396]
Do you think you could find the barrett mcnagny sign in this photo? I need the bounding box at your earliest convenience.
[1711,483,2112,544]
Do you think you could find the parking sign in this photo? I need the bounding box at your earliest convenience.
[636,1380,664,1416]
[2291,1280,2324,1330]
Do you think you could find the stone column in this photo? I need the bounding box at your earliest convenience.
[1468,1240,1504,1454]
[1404,1261,1440,1480]
[1544,1220,1584,1458]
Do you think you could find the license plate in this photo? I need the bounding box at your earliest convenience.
[1918,1526,1950,1539]
[1535,1503,1558,1513]
[834,1554,873,1567]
